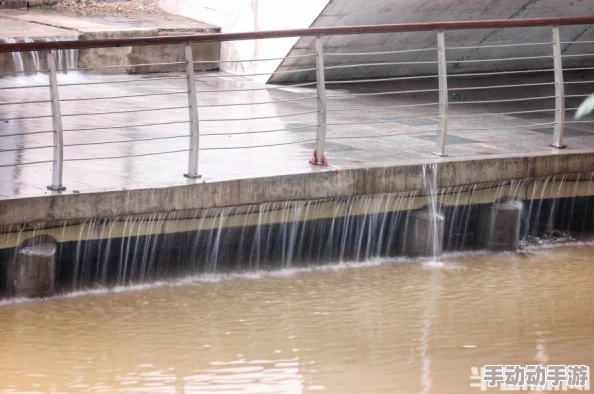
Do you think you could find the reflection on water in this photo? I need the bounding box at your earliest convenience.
[0,245,593,393]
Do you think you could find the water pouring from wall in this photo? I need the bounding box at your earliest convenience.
[4,38,24,74]
[422,164,443,259]
[3,171,594,299]
[23,37,40,71]
[401,164,445,259]
[2,36,79,74]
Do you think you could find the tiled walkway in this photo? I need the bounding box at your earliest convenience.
[1,70,593,198]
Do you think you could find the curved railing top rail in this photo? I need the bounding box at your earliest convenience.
[1,16,594,52]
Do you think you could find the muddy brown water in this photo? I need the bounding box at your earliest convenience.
[0,244,592,393]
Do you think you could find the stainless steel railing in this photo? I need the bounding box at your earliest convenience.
[1,17,594,193]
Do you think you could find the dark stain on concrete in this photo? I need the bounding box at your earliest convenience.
[562,27,592,54]
[451,0,540,69]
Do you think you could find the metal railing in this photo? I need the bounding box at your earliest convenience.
[1,16,594,192]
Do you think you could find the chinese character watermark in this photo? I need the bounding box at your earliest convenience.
[470,365,590,391]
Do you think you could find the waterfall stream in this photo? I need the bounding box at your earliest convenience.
[2,36,79,74]
[1,172,594,297]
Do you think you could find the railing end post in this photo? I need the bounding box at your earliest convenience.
[313,36,328,166]
[47,51,66,192]
[552,25,566,149]
[184,44,201,178]
[435,30,449,157]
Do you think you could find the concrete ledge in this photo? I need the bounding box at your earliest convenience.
[0,0,26,8]
[0,12,221,74]
[1,151,594,227]
[78,31,220,73]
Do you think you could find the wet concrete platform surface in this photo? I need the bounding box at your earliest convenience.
[1,70,593,199]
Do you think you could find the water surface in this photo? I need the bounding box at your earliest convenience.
[0,245,593,393]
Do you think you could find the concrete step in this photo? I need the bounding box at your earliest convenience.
[0,11,221,74]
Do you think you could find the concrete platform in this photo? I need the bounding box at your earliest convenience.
[1,70,594,202]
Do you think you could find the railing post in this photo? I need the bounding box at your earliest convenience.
[552,26,566,148]
[314,36,327,165]
[47,50,65,191]
[184,44,201,178]
[434,31,449,157]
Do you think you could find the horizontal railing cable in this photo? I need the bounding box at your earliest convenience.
[564,67,594,72]
[202,123,317,136]
[327,116,441,127]
[449,122,556,131]
[200,110,319,122]
[445,55,553,63]
[0,70,48,77]
[449,69,554,78]
[197,96,317,108]
[0,130,55,138]
[446,42,553,50]
[325,75,438,85]
[58,76,185,87]
[61,105,189,117]
[326,129,436,139]
[0,84,49,91]
[0,145,55,153]
[72,62,186,71]
[193,54,315,64]
[449,82,556,91]
[199,138,316,151]
[196,82,317,93]
[565,80,594,85]
[0,114,53,122]
[449,96,556,105]
[449,109,556,117]
[561,40,594,44]
[324,61,437,70]
[562,53,594,58]
[327,88,439,98]
[327,102,439,112]
[0,159,53,168]
[64,135,189,147]
[65,149,189,162]
[59,91,188,102]
[62,120,189,132]
[198,68,320,79]
[324,48,436,56]
[0,99,51,106]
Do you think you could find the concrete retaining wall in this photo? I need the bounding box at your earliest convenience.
[78,31,221,74]
[1,150,594,228]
